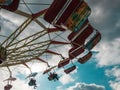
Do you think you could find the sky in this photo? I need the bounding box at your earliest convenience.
[0,0,120,90]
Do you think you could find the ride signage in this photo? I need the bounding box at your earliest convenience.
[65,1,91,31]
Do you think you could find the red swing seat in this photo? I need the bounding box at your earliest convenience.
[78,51,92,64]
[64,65,76,74]
[58,58,70,68]
[85,31,101,50]
[4,84,12,90]
[68,24,94,46]
[69,46,85,59]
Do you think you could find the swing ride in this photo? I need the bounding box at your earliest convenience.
[0,0,101,89]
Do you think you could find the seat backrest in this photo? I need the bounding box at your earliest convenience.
[78,51,92,64]
[68,24,94,46]
[69,46,85,59]
[85,31,101,50]
[64,65,76,74]
[58,58,70,68]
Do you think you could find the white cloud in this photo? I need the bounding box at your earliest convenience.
[59,74,74,85]
[0,68,33,90]
[90,6,106,24]
[115,19,120,28]
[0,61,47,90]
[47,45,71,66]
[105,66,120,90]
[105,66,120,80]
[109,81,120,90]
[1,9,27,25]
[10,78,33,90]
[95,38,120,67]
[56,86,64,90]
[67,82,105,90]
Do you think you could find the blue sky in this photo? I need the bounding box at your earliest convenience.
[0,0,120,90]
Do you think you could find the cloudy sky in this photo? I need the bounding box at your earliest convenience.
[0,0,120,90]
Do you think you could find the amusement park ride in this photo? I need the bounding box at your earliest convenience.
[0,0,101,89]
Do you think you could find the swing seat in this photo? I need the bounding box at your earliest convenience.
[4,84,12,90]
[85,31,101,50]
[28,82,33,86]
[67,19,89,41]
[69,46,85,59]
[28,79,36,86]
[27,72,38,78]
[68,24,94,46]
[64,65,76,74]
[48,73,59,81]
[58,58,70,68]
[48,76,53,81]
[43,66,57,74]
[67,19,89,40]
[3,77,16,81]
[78,51,92,64]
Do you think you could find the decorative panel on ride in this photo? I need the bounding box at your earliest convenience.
[65,1,91,31]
